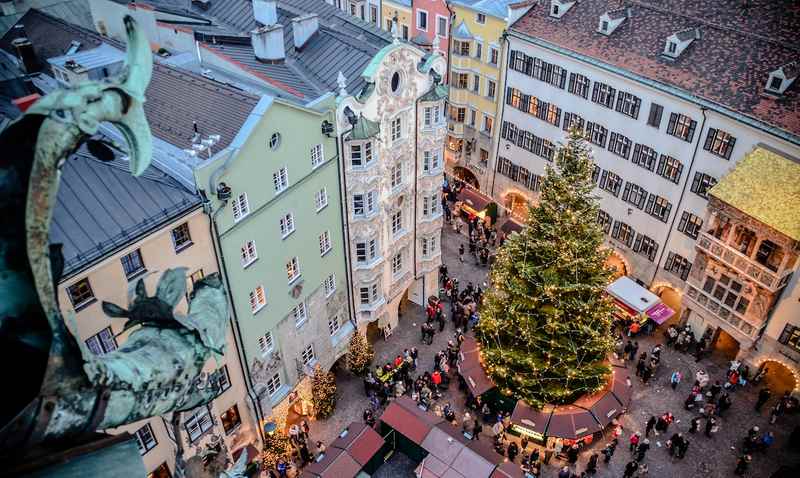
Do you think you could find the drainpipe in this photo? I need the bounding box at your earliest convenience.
[649,106,708,287]
[204,193,266,446]
[413,93,421,282]
[335,118,358,328]
[490,31,509,198]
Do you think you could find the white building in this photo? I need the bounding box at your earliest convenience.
[337,32,447,337]
[491,0,800,386]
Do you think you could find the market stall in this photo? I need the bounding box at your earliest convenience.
[456,335,516,413]
[414,422,500,478]
[379,397,444,462]
[606,276,675,331]
[300,447,361,478]
[455,186,492,219]
[329,422,388,476]
[500,218,523,236]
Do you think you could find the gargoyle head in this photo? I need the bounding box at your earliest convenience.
[102,268,188,333]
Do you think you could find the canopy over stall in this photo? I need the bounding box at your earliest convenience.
[300,447,361,478]
[606,276,675,324]
[456,187,492,218]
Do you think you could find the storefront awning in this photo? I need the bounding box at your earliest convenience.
[457,187,492,213]
[511,402,552,439]
[546,405,603,440]
[645,302,675,324]
[500,218,523,235]
[606,276,660,314]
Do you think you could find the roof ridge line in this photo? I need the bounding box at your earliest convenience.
[628,0,800,53]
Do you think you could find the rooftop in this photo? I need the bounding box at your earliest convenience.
[709,147,800,243]
[510,0,800,141]
[50,149,202,278]
[148,0,393,99]
[0,0,93,36]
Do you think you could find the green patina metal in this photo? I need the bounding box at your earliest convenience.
[0,15,231,467]
[420,83,449,102]
[348,113,381,140]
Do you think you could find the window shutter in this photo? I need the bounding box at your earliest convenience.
[667,113,677,135]
[645,193,655,214]
[687,119,697,142]
[622,182,631,201]
[638,191,648,209]
[609,132,618,151]
[725,136,736,159]
[703,128,716,151]
[664,202,673,222]
[649,242,658,261]
[664,252,674,271]
[678,211,688,232]
[632,98,641,118]
[509,50,516,68]
[612,220,621,238]
[633,143,642,163]
[691,172,701,193]
[626,228,634,247]
[655,155,665,176]
[591,83,599,102]
[562,113,570,131]
[675,161,684,182]
[599,170,608,189]
[568,72,576,93]
[559,70,567,89]
[615,94,623,113]
[555,107,562,125]
[633,234,642,252]
[505,87,512,105]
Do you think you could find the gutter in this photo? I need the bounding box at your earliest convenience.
[335,120,359,328]
[506,30,800,149]
[650,107,708,287]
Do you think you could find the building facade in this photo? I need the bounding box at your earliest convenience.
[445,0,531,193]
[491,0,800,388]
[326,0,381,26]
[409,0,448,54]
[51,153,256,478]
[381,0,412,41]
[336,38,447,336]
[194,94,353,429]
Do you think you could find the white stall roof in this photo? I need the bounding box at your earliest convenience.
[606,276,660,314]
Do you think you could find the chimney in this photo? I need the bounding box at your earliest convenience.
[11,37,38,73]
[291,14,319,49]
[252,0,278,26]
[251,24,285,62]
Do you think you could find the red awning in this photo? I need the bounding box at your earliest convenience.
[546,405,602,440]
[612,298,639,317]
[646,302,675,324]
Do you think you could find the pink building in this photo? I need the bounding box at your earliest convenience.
[411,0,450,56]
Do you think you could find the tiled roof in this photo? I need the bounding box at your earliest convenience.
[709,147,800,242]
[152,0,391,98]
[511,0,800,140]
[452,20,473,40]
[0,8,101,73]
[50,149,201,278]
[0,0,94,36]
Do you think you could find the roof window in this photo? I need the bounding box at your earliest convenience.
[550,0,575,19]
[597,8,630,36]
[663,28,700,59]
[765,61,798,96]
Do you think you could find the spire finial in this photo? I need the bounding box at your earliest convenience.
[337,71,348,97]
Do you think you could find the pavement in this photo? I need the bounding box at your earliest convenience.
[302,223,800,478]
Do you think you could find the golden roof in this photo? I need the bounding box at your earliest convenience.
[710,147,800,242]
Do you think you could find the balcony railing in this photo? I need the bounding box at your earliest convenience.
[696,232,792,292]
[684,278,760,340]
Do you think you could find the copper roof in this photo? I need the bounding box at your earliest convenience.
[511,0,800,140]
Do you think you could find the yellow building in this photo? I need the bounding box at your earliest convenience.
[381,0,412,40]
[53,152,258,477]
[446,0,533,192]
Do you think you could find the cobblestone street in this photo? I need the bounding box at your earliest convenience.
[305,225,800,477]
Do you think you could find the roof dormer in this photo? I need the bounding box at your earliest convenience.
[663,28,700,59]
[550,0,575,19]
[597,8,630,36]
[765,61,798,96]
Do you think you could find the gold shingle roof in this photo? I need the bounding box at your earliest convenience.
[709,147,800,242]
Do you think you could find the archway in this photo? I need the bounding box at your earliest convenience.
[653,283,682,327]
[711,328,740,361]
[756,360,798,396]
[504,191,529,219]
[604,250,629,280]
[453,166,479,188]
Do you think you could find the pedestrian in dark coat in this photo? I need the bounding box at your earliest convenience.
[734,455,751,475]
[689,416,701,433]
[705,417,717,437]
[586,453,598,475]
[567,444,579,464]
[677,436,689,459]
[645,416,656,437]
[601,440,616,463]
[622,460,638,478]
[635,439,650,462]
[756,387,772,411]
[507,442,519,463]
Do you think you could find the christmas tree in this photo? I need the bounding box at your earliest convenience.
[346,331,374,376]
[260,429,292,472]
[475,127,616,408]
[311,364,337,419]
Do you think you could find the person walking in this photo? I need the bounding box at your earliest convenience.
[734,455,751,475]
[638,463,649,476]
[705,417,717,438]
[756,387,772,412]
[670,371,682,390]
[458,243,465,262]
[623,460,639,478]
[507,441,519,463]
[629,431,640,452]
[586,453,598,475]
[602,440,616,464]
[471,419,482,441]
[645,416,656,437]
[689,416,702,434]
[567,443,579,465]
[635,438,650,462]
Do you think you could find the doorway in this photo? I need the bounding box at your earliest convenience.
[655,285,682,328]
[711,328,740,361]
[504,192,529,220]
[757,360,797,396]
[453,166,479,188]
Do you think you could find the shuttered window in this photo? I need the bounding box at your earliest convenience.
[631,144,658,171]
[666,112,697,142]
[591,81,616,108]
[645,194,672,223]
[703,128,737,160]
[633,234,659,262]
[615,91,641,119]
[656,155,683,184]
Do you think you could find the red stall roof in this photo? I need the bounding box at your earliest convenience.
[380,397,444,444]
[546,405,602,440]
[457,187,492,212]
[302,447,361,478]
[610,370,633,407]
[490,461,526,478]
[511,402,553,437]
[330,422,385,466]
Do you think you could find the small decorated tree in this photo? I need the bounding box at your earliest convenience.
[346,331,374,376]
[260,429,292,472]
[475,127,616,408]
[311,364,337,419]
